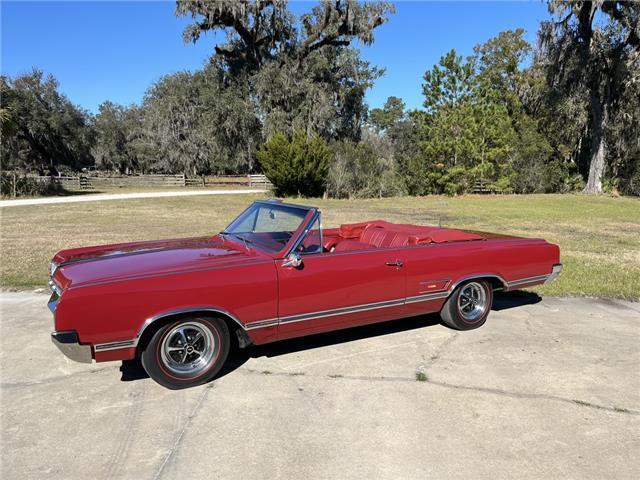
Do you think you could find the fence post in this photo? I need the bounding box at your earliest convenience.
[12,172,17,198]
[248,174,252,187]
[78,176,82,190]
[182,173,186,187]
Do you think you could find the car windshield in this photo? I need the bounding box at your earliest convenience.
[221,202,311,253]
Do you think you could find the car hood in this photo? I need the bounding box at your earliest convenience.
[53,236,265,289]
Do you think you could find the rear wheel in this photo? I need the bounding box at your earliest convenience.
[440,280,493,330]
[141,316,229,389]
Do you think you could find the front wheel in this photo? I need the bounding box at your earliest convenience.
[440,280,493,330]
[141,316,230,389]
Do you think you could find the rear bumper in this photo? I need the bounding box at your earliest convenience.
[506,263,563,290]
[51,331,93,363]
[544,264,563,284]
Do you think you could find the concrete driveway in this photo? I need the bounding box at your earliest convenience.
[1,291,638,479]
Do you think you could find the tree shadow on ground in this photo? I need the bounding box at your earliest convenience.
[119,290,542,383]
[55,189,114,197]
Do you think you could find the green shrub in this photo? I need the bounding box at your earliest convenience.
[490,175,514,194]
[543,160,584,193]
[327,135,405,199]
[616,158,640,196]
[257,131,330,197]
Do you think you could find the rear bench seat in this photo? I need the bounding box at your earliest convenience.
[360,226,411,248]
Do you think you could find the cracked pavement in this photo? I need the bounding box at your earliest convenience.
[1,291,639,479]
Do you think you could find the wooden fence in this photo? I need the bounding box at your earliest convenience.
[248,174,271,188]
[472,180,498,194]
[27,174,271,191]
[85,174,187,189]
[30,175,82,190]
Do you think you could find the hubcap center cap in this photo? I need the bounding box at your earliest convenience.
[457,282,487,322]
[160,322,217,376]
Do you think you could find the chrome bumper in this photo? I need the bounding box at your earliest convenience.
[51,331,93,363]
[544,264,563,284]
[48,293,59,314]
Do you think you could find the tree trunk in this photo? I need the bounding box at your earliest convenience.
[584,92,607,194]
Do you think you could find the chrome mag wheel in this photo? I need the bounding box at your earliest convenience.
[160,321,217,376]
[457,281,488,323]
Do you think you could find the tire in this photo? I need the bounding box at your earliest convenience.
[440,280,493,331]
[141,316,230,390]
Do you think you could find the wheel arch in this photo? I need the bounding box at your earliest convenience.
[448,274,507,295]
[136,307,246,354]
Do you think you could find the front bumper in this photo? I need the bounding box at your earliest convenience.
[51,331,93,363]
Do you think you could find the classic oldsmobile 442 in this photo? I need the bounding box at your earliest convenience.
[48,200,561,389]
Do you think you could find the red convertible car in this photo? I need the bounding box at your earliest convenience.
[48,199,561,389]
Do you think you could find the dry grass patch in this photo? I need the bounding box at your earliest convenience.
[1,193,638,299]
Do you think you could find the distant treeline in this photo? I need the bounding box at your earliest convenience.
[1,1,638,196]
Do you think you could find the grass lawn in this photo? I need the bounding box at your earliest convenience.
[1,193,638,300]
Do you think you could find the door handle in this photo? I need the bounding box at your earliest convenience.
[385,260,404,268]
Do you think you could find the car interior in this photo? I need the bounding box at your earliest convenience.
[299,220,485,254]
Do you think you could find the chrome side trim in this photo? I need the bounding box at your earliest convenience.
[94,340,137,352]
[279,298,406,325]
[405,291,450,304]
[245,318,279,330]
[507,274,549,288]
[278,289,452,325]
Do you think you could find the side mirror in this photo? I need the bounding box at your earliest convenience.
[282,252,302,268]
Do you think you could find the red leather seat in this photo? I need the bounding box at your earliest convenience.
[333,240,371,252]
[358,226,411,248]
[388,232,411,247]
[360,226,387,247]
[339,222,371,239]
[335,220,482,250]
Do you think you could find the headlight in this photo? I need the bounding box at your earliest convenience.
[49,261,59,277]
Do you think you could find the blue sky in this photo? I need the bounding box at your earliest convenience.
[1,1,550,114]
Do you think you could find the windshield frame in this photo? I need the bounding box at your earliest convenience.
[221,200,318,257]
